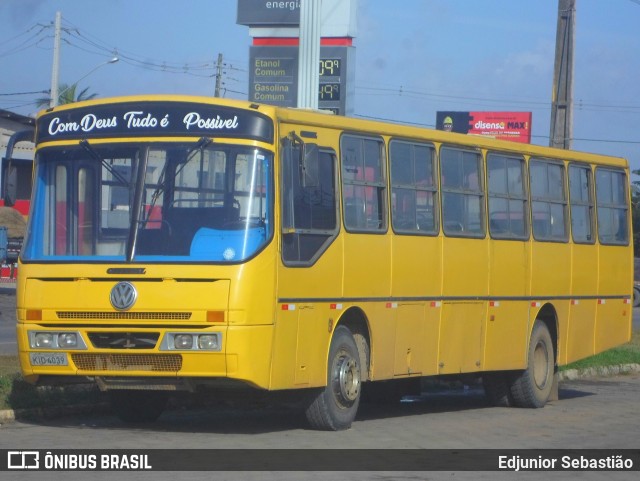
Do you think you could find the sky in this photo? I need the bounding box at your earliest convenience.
[1,0,639,171]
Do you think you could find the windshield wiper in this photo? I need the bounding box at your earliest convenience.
[80,139,130,186]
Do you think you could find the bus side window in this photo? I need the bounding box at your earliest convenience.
[487,152,527,240]
[568,164,594,244]
[530,159,568,242]
[440,146,484,237]
[595,168,629,245]
[341,135,386,232]
[282,138,338,265]
[390,139,437,235]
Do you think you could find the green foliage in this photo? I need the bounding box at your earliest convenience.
[35,83,99,109]
[562,331,640,371]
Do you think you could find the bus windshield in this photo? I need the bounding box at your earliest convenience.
[23,141,273,263]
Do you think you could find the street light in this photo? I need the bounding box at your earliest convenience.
[52,56,119,107]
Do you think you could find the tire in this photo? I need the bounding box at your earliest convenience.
[109,390,169,423]
[510,321,555,408]
[305,326,362,430]
[633,286,640,308]
[482,372,514,407]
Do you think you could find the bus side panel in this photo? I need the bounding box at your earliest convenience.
[439,237,488,374]
[565,242,598,363]
[343,232,393,379]
[484,238,530,371]
[391,235,441,376]
[530,241,571,362]
[595,245,633,352]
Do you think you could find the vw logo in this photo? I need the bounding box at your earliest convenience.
[110,282,137,311]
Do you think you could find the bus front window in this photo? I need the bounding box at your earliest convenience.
[23,143,273,263]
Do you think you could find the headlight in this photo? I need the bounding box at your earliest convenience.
[28,331,87,350]
[57,333,78,348]
[34,332,54,348]
[198,334,219,350]
[174,334,194,350]
[160,332,221,351]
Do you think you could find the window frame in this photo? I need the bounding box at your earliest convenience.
[568,162,596,245]
[281,139,340,267]
[529,157,569,243]
[389,138,439,236]
[595,166,629,246]
[340,133,388,234]
[486,151,529,241]
[439,145,486,239]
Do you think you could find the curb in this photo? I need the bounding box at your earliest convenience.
[0,402,110,424]
[558,363,640,381]
[1,365,639,424]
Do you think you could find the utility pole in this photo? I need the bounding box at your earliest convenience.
[214,53,223,97]
[297,0,322,109]
[549,0,576,149]
[49,11,62,108]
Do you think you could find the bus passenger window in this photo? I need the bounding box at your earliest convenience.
[341,135,386,232]
[569,165,594,244]
[390,140,437,234]
[440,146,484,237]
[595,168,629,245]
[530,159,568,242]
[487,152,527,240]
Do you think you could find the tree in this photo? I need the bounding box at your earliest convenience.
[36,83,98,108]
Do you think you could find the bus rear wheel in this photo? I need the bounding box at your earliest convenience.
[109,390,169,423]
[510,321,555,408]
[305,326,362,431]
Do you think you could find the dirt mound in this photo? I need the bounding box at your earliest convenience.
[0,207,26,238]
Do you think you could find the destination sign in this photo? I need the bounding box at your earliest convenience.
[36,101,274,144]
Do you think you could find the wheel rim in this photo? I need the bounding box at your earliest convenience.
[532,340,550,389]
[331,350,360,406]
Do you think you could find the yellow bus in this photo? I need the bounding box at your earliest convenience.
[15,95,632,430]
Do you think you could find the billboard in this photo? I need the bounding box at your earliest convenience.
[237,0,357,37]
[436,111,532,144]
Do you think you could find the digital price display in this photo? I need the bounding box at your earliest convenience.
[319,83,340,101]
[319,58,341,77]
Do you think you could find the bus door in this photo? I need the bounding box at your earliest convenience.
[277,130,341,387]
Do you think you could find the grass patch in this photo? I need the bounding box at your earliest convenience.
[561,331,640,372]
[0,356,103,411]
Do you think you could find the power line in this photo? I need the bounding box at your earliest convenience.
[0,90,49,96]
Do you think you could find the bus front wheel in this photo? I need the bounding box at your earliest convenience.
[510,321,555,408]
[305,326,362,431]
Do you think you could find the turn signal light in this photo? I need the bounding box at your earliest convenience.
[206,311,225,323]
[26,310,42,321]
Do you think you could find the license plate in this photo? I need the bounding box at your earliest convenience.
[30,352,68,366]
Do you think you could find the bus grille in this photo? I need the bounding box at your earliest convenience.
[58,312,191,320]
[71,353,182,372]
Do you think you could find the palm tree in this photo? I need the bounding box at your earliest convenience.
[36,83,98,108]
